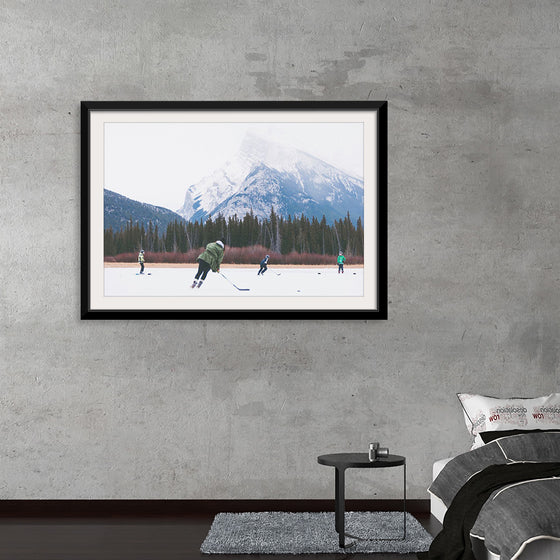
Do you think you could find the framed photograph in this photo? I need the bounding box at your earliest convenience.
[81,101,387,319]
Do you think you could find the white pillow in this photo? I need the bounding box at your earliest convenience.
[457,393,560,447]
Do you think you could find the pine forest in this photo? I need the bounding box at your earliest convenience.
[104,209,364,265]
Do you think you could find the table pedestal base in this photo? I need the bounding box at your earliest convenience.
[333,462,406,548]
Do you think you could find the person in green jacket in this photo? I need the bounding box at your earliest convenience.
[337,251,346,274]
[191,240,225,288]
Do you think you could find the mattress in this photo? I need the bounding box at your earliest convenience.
[430,457,451,525]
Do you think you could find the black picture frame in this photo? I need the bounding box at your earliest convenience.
[81,101,387,319]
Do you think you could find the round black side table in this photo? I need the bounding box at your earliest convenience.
[317,453,406,548]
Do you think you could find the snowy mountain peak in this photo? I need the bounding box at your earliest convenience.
[176,132,364,224]
[239,131,308,173]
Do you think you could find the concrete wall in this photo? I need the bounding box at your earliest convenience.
[1,1,558,500]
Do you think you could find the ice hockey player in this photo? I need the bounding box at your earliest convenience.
[337,251,346,274]
[257,254,270,275]
[191,240,225,288]
[138,249,145,274]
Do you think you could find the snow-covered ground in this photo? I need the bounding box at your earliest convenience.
[104,266,363,298]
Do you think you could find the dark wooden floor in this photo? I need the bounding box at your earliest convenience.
[0,513,441,560]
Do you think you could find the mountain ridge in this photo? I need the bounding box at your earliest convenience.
[104,189,186,232]
[176,133,364,224]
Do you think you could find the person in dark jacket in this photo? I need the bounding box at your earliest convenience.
[257,254,270,275]
[191,240,225,288]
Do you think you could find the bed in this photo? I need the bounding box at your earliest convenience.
[425,393,560,560]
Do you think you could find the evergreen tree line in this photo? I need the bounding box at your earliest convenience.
[104,209,364,258]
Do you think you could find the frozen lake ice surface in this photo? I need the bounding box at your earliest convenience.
[104,267,364,298]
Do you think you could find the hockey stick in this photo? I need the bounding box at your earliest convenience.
[219,272,250,291]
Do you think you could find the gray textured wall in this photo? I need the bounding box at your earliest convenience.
[1,1,559,500]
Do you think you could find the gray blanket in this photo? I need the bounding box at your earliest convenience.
[429,432,560,559]
[471,476,560,559]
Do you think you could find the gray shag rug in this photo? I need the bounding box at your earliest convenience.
[200,511,433,554]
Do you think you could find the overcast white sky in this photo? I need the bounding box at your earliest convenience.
[104,122,364,210]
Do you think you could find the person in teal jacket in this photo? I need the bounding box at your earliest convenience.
[191,240,225,288]
[337,251,346,274]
